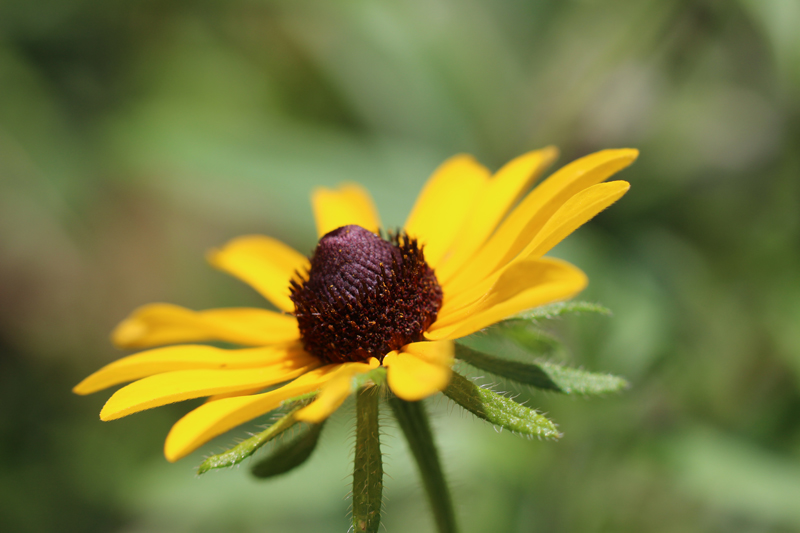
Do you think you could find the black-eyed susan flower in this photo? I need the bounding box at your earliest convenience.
[75,147,637,531]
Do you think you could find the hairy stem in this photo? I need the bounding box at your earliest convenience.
[353,387,383,533]
[389,396,457,533]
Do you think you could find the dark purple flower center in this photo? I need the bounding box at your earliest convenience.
[290,225,443,364]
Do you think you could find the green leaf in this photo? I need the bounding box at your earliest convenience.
[466,301,611,359]
[508,301,612,321]
[443,372,562,439]
[196,391,318,475]
[534,360,629,394]
[455,345,629,395]
[352,387,383,533]
[493,321,563,355]
[251,421,325,479]
[197,409,300,475]
[388,396,457,533]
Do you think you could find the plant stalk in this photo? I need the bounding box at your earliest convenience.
[389,396,457,533]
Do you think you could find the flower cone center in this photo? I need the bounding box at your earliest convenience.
[290,225,442,364]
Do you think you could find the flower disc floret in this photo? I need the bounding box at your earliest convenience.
[290,225,443,364]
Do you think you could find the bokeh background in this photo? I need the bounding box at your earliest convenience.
[2,0,800,531]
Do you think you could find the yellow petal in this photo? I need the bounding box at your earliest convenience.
[205,387,267,403]
[312,183,381,237]
[384,340,453,401]
[427,258,587,340]
[74,344,303,395]
[208,236,309,313]
[100,355,320,421]
[111,303,299,349]
[440,180,629,313]
[444,149,637,294]
[434,257,587,329]
[403,155,490,267]
[435,147,558,283]
[164,364,345,461]
[522,180,630,260]
[294,359,379,423]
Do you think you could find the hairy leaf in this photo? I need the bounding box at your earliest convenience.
[456,345,628,394]
[494,321,563,355]
[443,372,561,439]
[196,391,317,474]
[251,421,325,479]
[509,301,612,321]
[197,409,299,475]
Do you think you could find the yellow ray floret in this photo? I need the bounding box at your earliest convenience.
[428,258,588,340]
[111,303,300,349]
[436,147,559,282]
[444,149,637,294]
[312,183,381,237]
[403,154,490,268]
[100,356,319,421]
[208,235,309,313]
[295,358,381,424]
[74,344,307,395]
[383,340,454,402]
[441,180,629,311]
[164,364,359,462]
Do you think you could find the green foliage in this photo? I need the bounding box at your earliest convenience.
[508,301,613,322]
[536,360,629,394]
[197,409,300,475]
[455,344,628,395]
[471,302,611,359]
[492,321,563,356]
[388,396,457,533]
[443,372,561,439]
[352,387,383,533]
[251,422,325,479]
[196,391,318,475]
[458,302,626,395]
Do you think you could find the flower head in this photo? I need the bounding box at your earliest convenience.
[74,147,637,463]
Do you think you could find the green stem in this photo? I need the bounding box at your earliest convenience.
[389,396,457,533]
[353,387,383,533]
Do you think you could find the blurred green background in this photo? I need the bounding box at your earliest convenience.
[2,0,800,531]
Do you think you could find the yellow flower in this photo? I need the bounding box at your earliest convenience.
[74,147,637,463]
